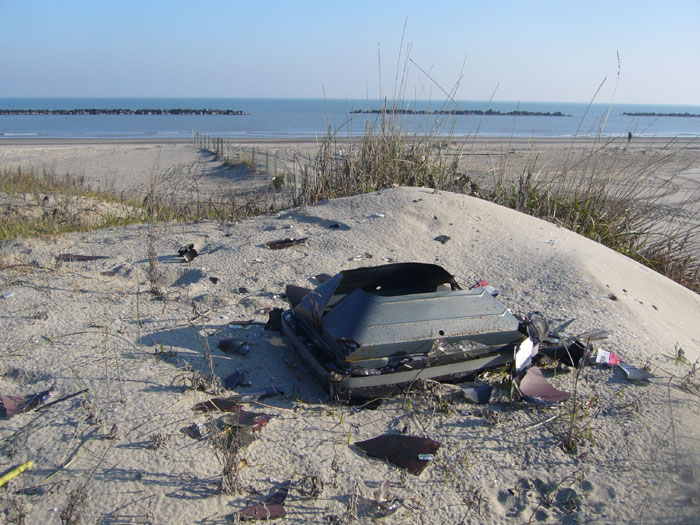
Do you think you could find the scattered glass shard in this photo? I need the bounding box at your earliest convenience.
[460,383,494,404]
[519,367,569,404]
[238,480,290,520]
[619,361,654,382]
[354,434,441,475]
[265,237,308,250]
[1,389,52,419]
[350,252,373,261]
[359,480,403,519]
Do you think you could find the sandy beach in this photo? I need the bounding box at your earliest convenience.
[1,138,699,523]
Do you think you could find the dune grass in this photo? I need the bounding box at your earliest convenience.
[294,112,699,292]
[1,125,698,293]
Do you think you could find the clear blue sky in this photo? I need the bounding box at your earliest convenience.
[1,0,698,104]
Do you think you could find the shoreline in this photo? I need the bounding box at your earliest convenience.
[2,135,699,147]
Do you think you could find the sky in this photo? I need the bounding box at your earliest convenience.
[1,1,699,104]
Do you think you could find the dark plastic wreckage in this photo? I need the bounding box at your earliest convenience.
[281,263,534,401]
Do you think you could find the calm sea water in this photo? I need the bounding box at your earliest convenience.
[1,98,699,139]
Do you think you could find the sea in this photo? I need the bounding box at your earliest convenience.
[1,98,699,140]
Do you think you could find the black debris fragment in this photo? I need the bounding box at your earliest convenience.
[265,237,308,250]
[224,369,248,390]
[460,384,494,404]
[177,243,198,263]
[56,254,109,262]
[183,422,204,439]
[265,308,284,331]
[218,339,251,355]
[354,434,441,475]
[434,235,451,244]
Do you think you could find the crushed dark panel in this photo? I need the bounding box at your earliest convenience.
[355,434,440,475]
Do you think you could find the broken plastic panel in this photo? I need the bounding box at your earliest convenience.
[354,434,441,475]
[515,338,535,373]
[0,389,52,419]
[519,367,570,404]
[238,480,290,521]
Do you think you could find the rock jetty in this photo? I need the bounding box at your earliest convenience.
[622,112,700,118]
[0,108,247,116]
[350,108,570,117]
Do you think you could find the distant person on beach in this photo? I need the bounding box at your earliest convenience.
[628,131,633,143]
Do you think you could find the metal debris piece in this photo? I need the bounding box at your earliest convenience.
[218,339,250,355]
[434,235,451,244]
[350,252,373,261]
[519,367,569,404]
[354,434,441,475]
[460,383,494,404]
[265,237,308,250]
[238,480,290,521]
[619,361,654,382]
[56,254,109,262]
[1,389,53,419]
